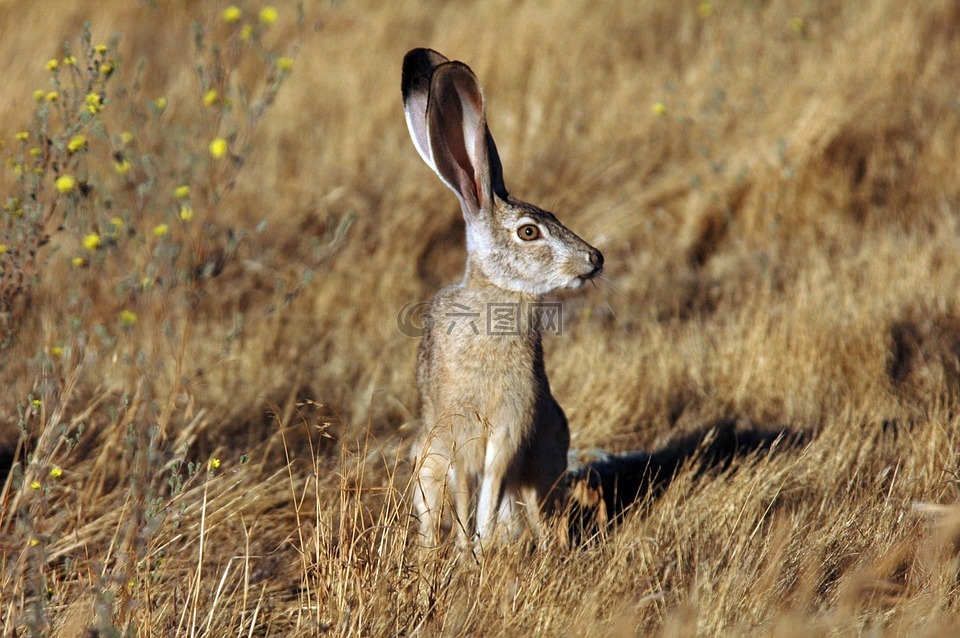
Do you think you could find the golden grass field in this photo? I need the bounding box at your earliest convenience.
[2,0,960,635]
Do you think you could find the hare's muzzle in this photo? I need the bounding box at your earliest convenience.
[569,247,603,289]
[584,247,604,279]
[589,248,604,272]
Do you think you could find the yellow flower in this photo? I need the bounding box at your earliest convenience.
[222,5,242,22]
[55,175,76,193]
[50,466,63,478]
[83,233,101,250]
[45,59,58,71]
[153,97,167,111]
[100,63,113,76]
[67,135,87,152]
[63,55,76,65]
[114,160,132,175]
[240,24,253,40]
[30,480,41,490]
[209,137,228,159]
[33,90,45,102]
[652,102,667,117]
[119,310,137,326]
[174,185,190,198]
[141,277,154,289]
[698,2,713,18]
[152,223,169,237]
[46,91,59,102]
[31,398,42,409]
[29,148,41,157]
[85,93,103,114]
[15,131,28,141]
[278,56,294,72]
[71,256,85,267]
[95,44,108,54]
[50,346,63,358]
[29,538,40,547]
[0,244,7,254]
[179,204,194,221]
[203,89,219,106]
[120,131,134,146]
[209,458,221,470]
[259,6,278,24]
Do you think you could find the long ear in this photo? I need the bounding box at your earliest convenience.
[426,62,499,217]
[402,48,449,170]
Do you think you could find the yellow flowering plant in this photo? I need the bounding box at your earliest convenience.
[0,26,117,344]
[0,9,355,636]
[0,8,300,346]
[2,10,304,571]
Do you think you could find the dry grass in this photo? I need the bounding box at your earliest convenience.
[2,0,960,635]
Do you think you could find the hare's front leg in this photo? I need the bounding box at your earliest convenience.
[412,450,444,546]
[413,434,478,547]
[475,432,515,542]
[475,475,503,543]
[450,464,473,547]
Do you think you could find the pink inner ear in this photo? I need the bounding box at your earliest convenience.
[454,82,489,210]
[427,62,491,215]
[441,100,479,206]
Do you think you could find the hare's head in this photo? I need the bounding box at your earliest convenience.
[402,49,603,295]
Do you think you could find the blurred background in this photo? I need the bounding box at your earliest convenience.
[2,1,960,632]
[1,0,959,487]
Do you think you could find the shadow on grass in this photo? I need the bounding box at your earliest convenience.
[565,418,810,542]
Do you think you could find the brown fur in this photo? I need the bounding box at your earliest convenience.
[402,49,602,546]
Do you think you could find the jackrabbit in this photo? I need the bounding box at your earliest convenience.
[402,48,603,547]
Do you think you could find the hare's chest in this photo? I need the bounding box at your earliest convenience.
[443,326,531,379]
[425,288,541,418]
[434,328,537,421]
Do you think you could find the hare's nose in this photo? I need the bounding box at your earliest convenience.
[589,249,604,272]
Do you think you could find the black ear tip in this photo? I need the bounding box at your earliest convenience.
[402,48,449,100]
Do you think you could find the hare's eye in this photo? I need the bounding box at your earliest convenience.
[517,224,541,241]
